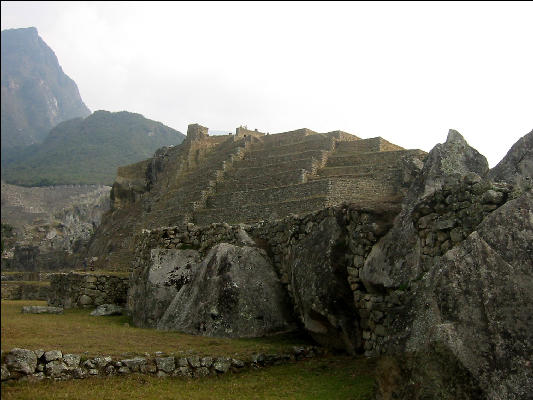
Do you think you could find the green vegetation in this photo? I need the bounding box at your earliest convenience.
[1,110,184,186]
[1,356,376,400]
[1,301,313,357]
[2,301,377,399]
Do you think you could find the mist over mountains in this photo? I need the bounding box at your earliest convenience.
[1,27,90,151]
[2,110,185,186]
[0,27,185,186]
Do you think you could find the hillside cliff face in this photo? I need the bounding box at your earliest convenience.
[1,27,90,152]
[1,110,185,186]
[1,182,111,271]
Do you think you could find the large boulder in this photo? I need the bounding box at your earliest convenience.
[90,304,123,316]
[157,243,296,337]
[4,348,37,375]
[285,214,360,354]
[361,130,489,289]
[128,248,201,327]
[21,305,63,314]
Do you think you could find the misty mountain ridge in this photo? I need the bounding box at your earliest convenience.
[1,27,91,153]
[1,110,185,186]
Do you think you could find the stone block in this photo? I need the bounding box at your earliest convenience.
[155,356,175,373]
[43,350,62,362]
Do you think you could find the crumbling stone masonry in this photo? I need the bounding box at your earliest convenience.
[1,345,324,383]
[47,273,128,309]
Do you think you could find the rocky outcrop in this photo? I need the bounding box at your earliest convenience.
[361,129,489,289]
[129,203,398,353]
[488,129,532,191]
[285,214,360,353]
[1,183,111,271]
[129,248,201,327]
[367,130,532,399]
[130,240,296,338]
[157,243,295,337]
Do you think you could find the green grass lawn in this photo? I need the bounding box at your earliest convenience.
[1,300,314,358]
[1,281,50,286]
[1,355,376,400]
[1,300,377,399]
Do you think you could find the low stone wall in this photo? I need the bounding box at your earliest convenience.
[327,176,404,206]
[336,138,383,153]
[47,273,129,309]
[1,282,50,300]
[1,345,324,383]
[255,129,319,149]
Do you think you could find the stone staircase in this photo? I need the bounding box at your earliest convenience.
[193,131,349,225]
[193,133,426,225]
[147,137,252,228]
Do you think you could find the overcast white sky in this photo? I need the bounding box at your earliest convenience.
[2,1,532,166]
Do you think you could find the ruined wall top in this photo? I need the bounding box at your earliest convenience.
[187,123,209,141]
[235,126,267,138]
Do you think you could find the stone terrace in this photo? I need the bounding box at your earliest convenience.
[90,124,427,270]
[111,124,427,228]
[193,130,426,225]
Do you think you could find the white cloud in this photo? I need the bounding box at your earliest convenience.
[2,1,532,166]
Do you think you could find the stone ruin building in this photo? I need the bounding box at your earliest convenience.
[67,124,531,399]
[93,123,426,269]
[113,123,426,225]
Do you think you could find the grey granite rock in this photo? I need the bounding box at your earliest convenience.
[4,348,37,375]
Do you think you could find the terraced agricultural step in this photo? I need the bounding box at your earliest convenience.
[194,196,328,226]
[206,180,330,209]
[247,139,334,159]
[238,150,327,167]
[215,169,305,193]
[334,137,404,153]
[231,158,316,177]
[325,149,425,167]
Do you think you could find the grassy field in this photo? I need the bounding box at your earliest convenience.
[1,281,51,286]
[1,300,314,358]
[1,300,377,399]
[1,355,376,400]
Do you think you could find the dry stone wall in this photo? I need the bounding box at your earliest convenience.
[48,273,128,308]
[1,345,324,383]
[132,201,400,354]
[132,175,516,357]
[1,282,50,300]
